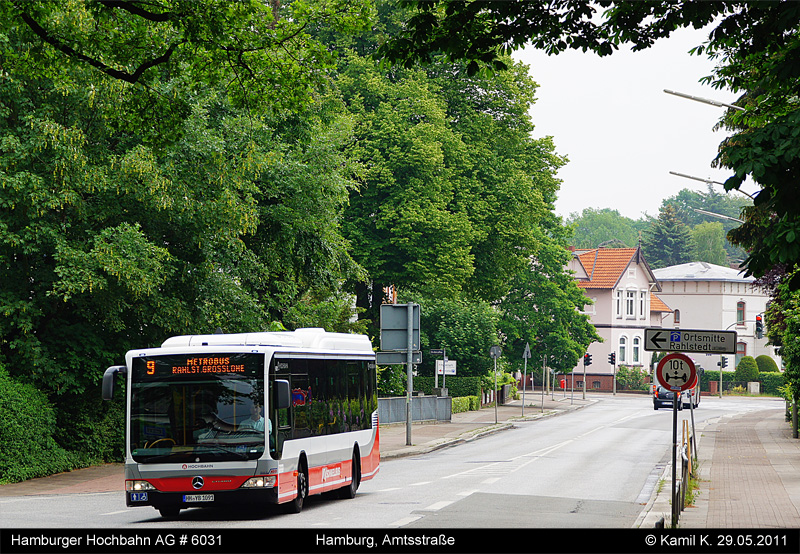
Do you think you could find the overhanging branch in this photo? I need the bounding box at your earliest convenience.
[19,10,180,84]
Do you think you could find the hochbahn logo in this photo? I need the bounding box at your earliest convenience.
[322,467,341,482]
[182,463,214,470]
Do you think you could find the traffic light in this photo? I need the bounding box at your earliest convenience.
[583,353,592,366]
[608,352,616,365]
[721,356,728,369]
[755,315,763,339]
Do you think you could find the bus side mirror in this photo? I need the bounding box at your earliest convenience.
[102,365,127,401]
[274,379,291,410]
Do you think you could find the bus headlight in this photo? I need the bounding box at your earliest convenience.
[241,476,276,488]
[126,480,156,491]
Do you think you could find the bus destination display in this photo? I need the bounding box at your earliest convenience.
[133,353,262,379]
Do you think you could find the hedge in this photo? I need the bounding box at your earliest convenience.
[758,372,785,396]
[413,376,482,398]
[756,355,779,373]
[0,365,77,483]
[700,369,785,395]
[735,356,759,382]
[452,396,480,414]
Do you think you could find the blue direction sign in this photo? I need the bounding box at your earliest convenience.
[645,327,736,354]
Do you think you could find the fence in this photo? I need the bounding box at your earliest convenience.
[671,419,697,527]
[378,395,452,424]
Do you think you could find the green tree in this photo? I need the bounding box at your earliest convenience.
[662,186,749,261]
[691,221,729,266]
[335,29,566,325]
[0,0,373,472]
[378,1,800,285]
[426,57,566,302]
[735,356,759,383]
[566,208,648,249]
[336,53,476,321]
[642,205,694,269]
[3,0,372,117]
[500,224,601,377]
[413,294,501,379]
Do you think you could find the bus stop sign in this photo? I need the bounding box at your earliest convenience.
[656,353,697,392]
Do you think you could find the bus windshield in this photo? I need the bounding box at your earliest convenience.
[129,353,267,463]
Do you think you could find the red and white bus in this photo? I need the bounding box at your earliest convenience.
[102,328,379,518]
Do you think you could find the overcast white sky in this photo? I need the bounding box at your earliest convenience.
[513,25,753,222]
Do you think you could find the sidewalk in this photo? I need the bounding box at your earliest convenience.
[636,405,800,528]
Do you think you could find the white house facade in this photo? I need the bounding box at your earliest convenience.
[569,246,671,383]
[652,262,780,369]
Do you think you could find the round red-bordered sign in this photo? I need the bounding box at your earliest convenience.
[656,353,697,392]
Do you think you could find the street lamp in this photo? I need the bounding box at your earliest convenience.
[691,208,744,224]
[663,89,745,112]
[669,171,755,200]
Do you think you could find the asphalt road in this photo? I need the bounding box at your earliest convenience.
[1,394,777,529]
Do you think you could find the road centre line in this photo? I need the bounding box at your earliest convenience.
[389,515,422,527]
[422,500,455,511]
[444,439,574,480]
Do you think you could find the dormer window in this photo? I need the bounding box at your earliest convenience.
[625,290,636,318]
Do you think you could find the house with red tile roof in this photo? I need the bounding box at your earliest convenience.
[567,246,672,390]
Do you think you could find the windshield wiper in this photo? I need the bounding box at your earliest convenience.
[196,444,253,460]
[134,444,258,463]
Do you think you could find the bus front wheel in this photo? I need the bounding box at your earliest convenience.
[285,461,308,514]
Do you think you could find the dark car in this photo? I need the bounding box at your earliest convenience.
[653,385,683,410]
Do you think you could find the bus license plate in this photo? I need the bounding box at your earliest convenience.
[183,494,214,503]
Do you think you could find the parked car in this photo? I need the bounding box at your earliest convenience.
[653,385,683,410]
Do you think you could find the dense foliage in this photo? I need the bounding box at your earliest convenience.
[1,0,599,480]
[378,1,800,413]
[568,187,750,266]
[642,205,694,269]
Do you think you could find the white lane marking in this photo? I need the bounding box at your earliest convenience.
[101,510,129,516]
[457,490,478,496]
[409,481,431,486]
[389,516,422,527]
[445,439,574,480]
[421,500,454,511]
[377,487,401,492]
[481,478,500,485]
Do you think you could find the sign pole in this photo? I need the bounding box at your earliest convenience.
[582,358,586,401]
[406,303,414,446]
[571,371,574,405]
[489,346,502,424]
[493,356,498,424]
[522,343,531,417]
[541,355,545,413]
[671,388,679,527]
[656,353,697,528]
[442,348,447,390]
